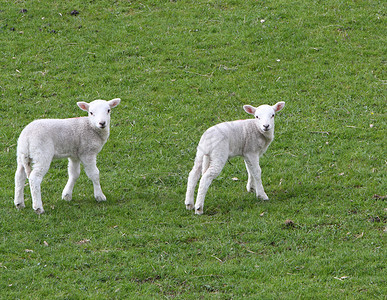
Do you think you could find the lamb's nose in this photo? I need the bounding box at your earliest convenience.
[99,121,106,128]
[263,124,270,130]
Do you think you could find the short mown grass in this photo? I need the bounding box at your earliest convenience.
[0,0,385,298]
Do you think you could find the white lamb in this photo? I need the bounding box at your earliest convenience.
[185,102,285,215]
[14,98,121,214]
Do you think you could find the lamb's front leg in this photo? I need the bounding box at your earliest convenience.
[62,158,81,201]
[81,155,106,202]
[244,154,268,201]
[244,159,256,193]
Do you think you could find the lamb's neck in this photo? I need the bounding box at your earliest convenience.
[96,127,110,142]
[85,121,110,142]
[262,131,274,143]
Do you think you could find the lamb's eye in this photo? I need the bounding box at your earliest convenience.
[90,112,94,116]
[255,116,259,119]
[107,109,111,113]
[271,114,275,118]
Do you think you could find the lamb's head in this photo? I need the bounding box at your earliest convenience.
[243,102,285,133]
[77,98,121,129]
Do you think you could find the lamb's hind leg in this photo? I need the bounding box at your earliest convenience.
[185,154,203,210]
[14,162,27,209]
[195,155,227,215]
[29,162,51,214]
[62,158,81,201]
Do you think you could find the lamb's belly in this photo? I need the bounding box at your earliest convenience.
[53,148,77,159]
[228,147,243,158]
[228,151,242,158]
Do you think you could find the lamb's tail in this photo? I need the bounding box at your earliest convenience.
[16,141,32,178]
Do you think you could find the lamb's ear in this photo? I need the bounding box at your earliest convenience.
[243,105,256,115]
[273,101,285,112]
[77,102,90,112]
[108,98,121,108]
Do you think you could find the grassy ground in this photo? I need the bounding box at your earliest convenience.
[0,0,386,298]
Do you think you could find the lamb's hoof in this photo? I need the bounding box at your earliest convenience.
[62,194,72,201]
[95,195,107,202]
[34,208,45,214]
[15,203,25,209]
[186,204,194,210]
[258,195,269,201]
[195,207,203,215]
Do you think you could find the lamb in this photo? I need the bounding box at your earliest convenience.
[14,98,121,214]
[185,101,285,215]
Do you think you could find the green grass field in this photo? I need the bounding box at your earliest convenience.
[0,0,386,298]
